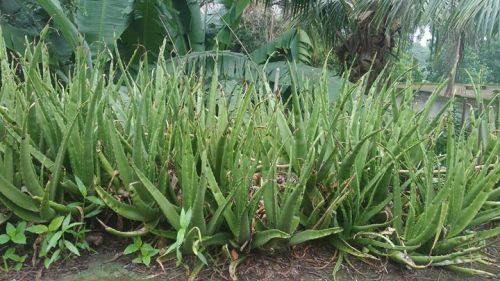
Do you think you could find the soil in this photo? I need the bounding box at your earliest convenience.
[2,234,498,281]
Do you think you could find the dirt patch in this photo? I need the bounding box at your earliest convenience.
[2,234,498,281]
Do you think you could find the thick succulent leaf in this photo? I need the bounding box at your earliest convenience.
[0,193,45,223]
[131,163,181,230]
[0,174,39,212]
[252,229,290,249]
[95,186,147,222]
[289,227,343,246]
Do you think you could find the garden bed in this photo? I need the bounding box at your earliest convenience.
[3,235,499,281]
[1,29,499,281]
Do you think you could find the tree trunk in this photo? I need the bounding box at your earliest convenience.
[444,34,463,97]
[335,10,394,85]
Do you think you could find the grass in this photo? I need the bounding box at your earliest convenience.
[0,32,499,279]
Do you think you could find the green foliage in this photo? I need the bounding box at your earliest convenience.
[392,45,429,82]
[0,0,312,68]
[0,222,26,245]
[161,208,207,266]
[2,247,26,272]
[427,41,500,84]
[0,222,27,271]
[28,214,88,268]
[124,237,159,267]
[0,216,89,271]
[250,28,312,64]
[0,0,328,99]
[0,32,498,278]
[391,40,500,85]
[230,4,288,53]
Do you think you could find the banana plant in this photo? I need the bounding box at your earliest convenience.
[1,0,333,95]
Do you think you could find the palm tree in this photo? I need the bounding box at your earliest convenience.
[272,0,500,91]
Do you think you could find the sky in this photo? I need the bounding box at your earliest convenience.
[414,27,432,47]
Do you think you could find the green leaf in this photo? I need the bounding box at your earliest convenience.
[84,208,103,218]
[45,249,61,268]
[95,186,146,222]
[180,209,192,229]
[0,174,39,212]
[30,2,69,45]
[0,192,45,223]
[120,0,171,54]
[47,231,63,251]
[63,240,81,256]
[40,102,81,220]
[48,216,65,232]
[124,243,140,255]
[16,222,26,233]
[289,227,343,246]
[131,164,180,230]
[214,0,251,46]
[142,255,151,266]
[265,62,345,102]
[85,196,104,206]
[0,234,9,244]
[252,229,290,249]
[124,237,142,255]
[106,118,134,188]
[14,261,24,271]
[11,232,26,245]
[61,214,72,231]
[172,0,205,52]
[6,222,16,237]
[75,176,87,198]
[140,243,158,257]
[250,28,312,64]
[74,0,134,46]
[0,23,36,55]
[10,253,26,263]
[166,51,262,85]
[4,247,15,258]
[20,134,45,197]
[26,225,49,234]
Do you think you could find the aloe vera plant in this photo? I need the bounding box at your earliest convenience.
[0,30,498,277]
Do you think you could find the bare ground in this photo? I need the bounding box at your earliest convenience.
[2,234,498,281]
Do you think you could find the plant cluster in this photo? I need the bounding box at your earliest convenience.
[0,31,499,279]
[0,215,87,272]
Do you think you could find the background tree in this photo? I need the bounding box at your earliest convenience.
[428,40,500,85]
[273,0,500,89]
[2,0,499,89]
